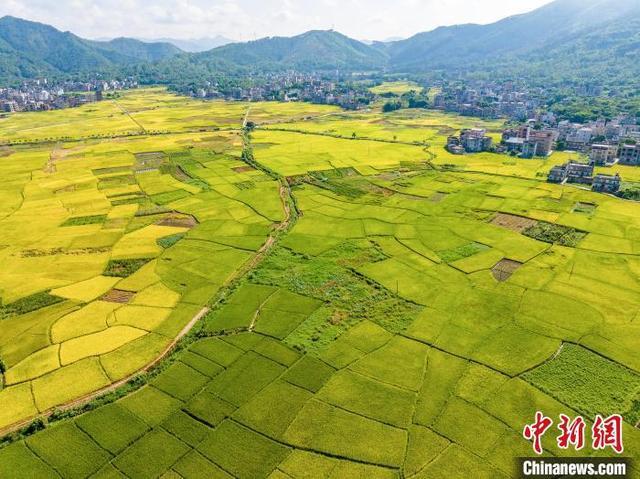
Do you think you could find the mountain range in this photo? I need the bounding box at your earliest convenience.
[140,36,234,53]
[0,16,180,83]
[383,0,640,71]
[1,0,639,85]
[191,30,388,72]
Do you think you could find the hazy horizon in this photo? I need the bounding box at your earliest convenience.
[0,0,553,43]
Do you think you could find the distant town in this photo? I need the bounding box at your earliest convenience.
[185,72,376,110]
[3,73,639,199]
[0,79,138,113]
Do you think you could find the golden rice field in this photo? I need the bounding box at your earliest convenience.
[0,87,639,479]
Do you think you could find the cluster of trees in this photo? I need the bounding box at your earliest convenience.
[382,101,403,113]
[382,91,430,113]
[546,94,640,123]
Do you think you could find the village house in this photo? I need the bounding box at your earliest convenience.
[504,136,526,153]
[592,173,621,193]
[590,144,619,166]
[619,143,640,166]
[566,127,593,151]
[528,129,555,156]
[501,126,555,157]
[548,161,595,184]
[548,164,568,183]
[460,128,493,152]
[447,129,492,153]
[566,161,595,183]
[521,141,540,158]
[446,136,465,154]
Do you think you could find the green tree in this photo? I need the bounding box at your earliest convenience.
[382,101,402,113]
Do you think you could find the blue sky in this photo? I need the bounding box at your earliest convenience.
[0,0,553,41]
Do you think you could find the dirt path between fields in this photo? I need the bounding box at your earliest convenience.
[223,182,292,287]
[114,99,147,134]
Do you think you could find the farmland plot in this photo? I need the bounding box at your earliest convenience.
[2,89,640,479]
[0,102,284,430]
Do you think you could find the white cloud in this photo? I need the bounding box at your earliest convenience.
[0,0,554,41]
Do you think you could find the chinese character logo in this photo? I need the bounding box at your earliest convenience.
[523,413,624,455]
[557,414,586,450]
[523,412,554,455]
[592,414,624,454]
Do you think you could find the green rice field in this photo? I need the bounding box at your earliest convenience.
[369,81,423,95]
[0,88,639,478]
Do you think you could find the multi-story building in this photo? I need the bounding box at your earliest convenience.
[0,101,17,112]
[504,137,526,153]
[566,127,593,151]
[566,162,595,183]
[521,141,540,158]
[446,136,465,154]
[459,128,493,153]
[502,126,555,158]
[528,129,556,157]
[590,144,618,166]
[592,173,621,193]
[549,162,595,184]
[548,164,568,183]
[618,143,640,165]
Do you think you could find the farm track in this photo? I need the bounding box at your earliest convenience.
[114,99,147,134]
[214,181,294,292]
[242,106,251,128]
[0,134,295,438]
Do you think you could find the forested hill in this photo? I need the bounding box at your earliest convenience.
[383,0,640,72]
[128,0,640,86]
[194,30,388,72]
[1,0,640,85]
[0,16,182,84]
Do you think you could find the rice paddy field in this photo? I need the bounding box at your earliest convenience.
[1,87,640,478]
[369,81,424,95]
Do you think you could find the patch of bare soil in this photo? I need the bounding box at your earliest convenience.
[156,213,198,228]
[134,151,167,171]
[377,172,402,181]
[232,165,255,173]
[134,151,166,162]
[101,289,135,303]
[491,213,538,233]
[492,259,523,282]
